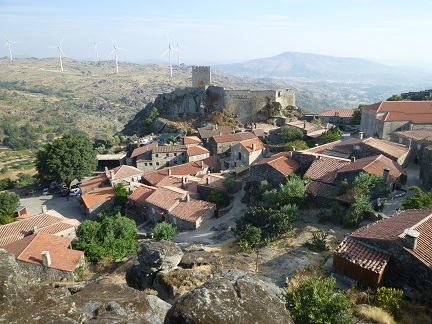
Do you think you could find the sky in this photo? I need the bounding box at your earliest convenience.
[1,0,432,66]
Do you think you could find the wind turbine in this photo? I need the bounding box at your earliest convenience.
[176,43,185,67]
[161,38,180,78]
[49,39,66,71]
[3,35,17,60]
[107,38,126,73]
[91,39,103,62]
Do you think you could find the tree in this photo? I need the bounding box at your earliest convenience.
[208,189,228,209]
[353,172,382,195]
[387,94,403,101]
[376,287,403,320]
[114,183,129,208]
[280,126,304,143]
[285,139,309,151]
[401,186,432,209]
[35,133,97,189]
[152,221,179,241]
[352,106,363,125]
[284,275,353,324]
[0,191,20,214]
[261,174,306,207]
[164,135,177,145]
[311,118,322,125]
[345,193,373,227]
[319,127,342,144]
[222,174,242,194]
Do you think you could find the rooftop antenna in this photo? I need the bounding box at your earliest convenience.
[161,35,180,78]
[3,35,17,60]
[49,38,65,71]
[91,38,103,62]
[107,37,126,73]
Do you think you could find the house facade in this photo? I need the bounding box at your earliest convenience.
[318,109,355,126]
[230,138,266,167]
[80,186,115,219]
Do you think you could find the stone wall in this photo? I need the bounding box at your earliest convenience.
[192,66,211,87]
[419,146,432,189]
[249,164,286,188]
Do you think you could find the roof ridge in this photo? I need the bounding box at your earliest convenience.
[16,233,38,260]
[411,211,432,230]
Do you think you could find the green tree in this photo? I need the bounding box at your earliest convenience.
[152,221,179,241]
[0,191,20,213]
[280,126,304,143]
[261,174,305,207]
[35,133,97,189]
[208,189,227,209]
[401,186,432,209]
[311,118,322,125]
[376,287,403,320]
[285,139,309,151]
[345,193,373,227]
[319,127,342,144]
[387,94,403,101]
[222,175,242,194]
[164,135,177,145]
[353,172,383,195]
[352,106,363,125]
[284,275,353,324]
[114,183,129,208]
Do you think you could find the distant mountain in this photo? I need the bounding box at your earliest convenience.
[214,52,432,87]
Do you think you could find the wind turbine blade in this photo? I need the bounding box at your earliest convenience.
[4,43,8,48]
[107,49,115,58]
[116,47,127,51]
[171,47,181,53]
[161,49,169,57]
[60,38,64,46]
[60,48,66,57]
[97,41,104,45]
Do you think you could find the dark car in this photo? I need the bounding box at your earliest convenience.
[61,189,69,197]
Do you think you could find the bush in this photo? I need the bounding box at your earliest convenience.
[284,275,353,324]
[376,287,403,320]
[222,175,242,194]
[304,230,329,251]
[317,210,329,224]
[236,224,261,251]
[152,221,179,241]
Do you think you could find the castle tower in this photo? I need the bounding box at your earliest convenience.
[192,66,211,87]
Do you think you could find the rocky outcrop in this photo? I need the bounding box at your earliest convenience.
[126,263,157,291]
[164,270,294,324]
[72,281,171,323]
[137,240,183,274]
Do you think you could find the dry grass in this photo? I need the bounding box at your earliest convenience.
[355,304,396,324]
[399,300,432,324]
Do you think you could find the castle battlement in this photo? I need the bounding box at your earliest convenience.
[192,66,211,87]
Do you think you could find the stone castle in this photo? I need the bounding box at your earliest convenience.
[151,66,296,123]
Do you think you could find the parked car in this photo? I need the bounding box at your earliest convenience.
[42,188,50,195]
[69,188,80,196]
[61,189,69,197]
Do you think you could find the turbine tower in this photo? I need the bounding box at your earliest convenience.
[161,40,179,78]
[176,43,185,67]
[49,39,66,71]
[107,38,126,74]
[92,39,103,62]
[3,35,17,60]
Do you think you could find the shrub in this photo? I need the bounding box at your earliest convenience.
[317,210,329,224]
[355,304,396,324]
[304,230,329,251]
[236,224,261,251]
[152,221,179,241]
[284,275,353,324]
[376,287,403,320]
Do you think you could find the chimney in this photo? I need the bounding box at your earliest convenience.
[201,161,204,169]
[168,168,171,176]
[383,167,390,183]
[351,156,356,162]
[252,142,256,151]
[359,132,364,140]
[215,124,218,129]
[182,176,187,189]
[186,194,190,202]
[32,226,38,234]
[403,228,420,250]
[104,166,108,174]
[315,143,319,147]
[41,205,47,213]
[410,123,414,130]
[408,139,412,149]
[219,132,222,136]
[41,251,51,267]
[110,170,115,179]
[213,124,216,130]
[292,146,296,152]
[303,120,306,129]
[206,177,210,185]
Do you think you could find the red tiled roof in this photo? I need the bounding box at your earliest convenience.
[145,187,187,212]
[187,145,210,156]
[304,156,351,184]
[237,132,257,141]
[183,136,202,145]
[170,199,215,222]
[337,155,405,183]
[128,185,156,205]
[0,210,80,247]
[130,142,158,158]
[361,138,408,159]
[240,138,266,153]
[2,233,84,272]
[318,109,355,118]
[108,165,143,180]
[212,133,242,144]
[198,174,226,190]
[392,129,432,142]
[197,125,234,139]
[363,101,432,124]
[252,152,299,176]
[156,175,199,194]
[305,181,340,199]
[286,120,316,131]
[334,236,390,274]
[80,173,108,193]
[81,186,115,208]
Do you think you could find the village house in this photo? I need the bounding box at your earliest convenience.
[0,208,80,247]
[249,152,300,188]
[126,184,157,222]
[207,132,256,158]
[196,173,227,201]
[286,120,335,140]
[249,122,280,139]
[187,145,210,162]
[130,141,158,170]
[197,124,235,144]
[317,109,355,127]
[97,152,127,170]
[334,209,432,297]
[182,136,202,146]
[2,233,84,281]
[106,165,143,186]
[360,100,432,140]
[80,186,116,219]
[79,173,109,195]
[228,137,267,168]
[390,129,432,165]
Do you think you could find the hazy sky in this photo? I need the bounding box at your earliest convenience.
[1,0,432,65]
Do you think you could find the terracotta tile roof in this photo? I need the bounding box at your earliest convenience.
[80,173,108,193]
[2,233,84,272]
[0,210,80,247]
[183,136,202,145]
[392,129,432,142]
[307,128,331,138]
[170,199,215,222]
[352,209,432,268]
[108,165,143,180]
[152,145,188,154]
[130,142,158,159]
[212,133,242,144]
[128,185,157,205]
[363,101,432,124]
[156,175,199,194]
[334,236,390,274]
[286,120,316,131]
[187,145,210,156]
[361,138,408,159]
[237,132,257,140]
[305,181,340,199]
[198,125,234,139]
[336,190,356,204]
[318,109,355,118]
[240,138,266,153]
[251,123,279,133]
[81,186,115,209]
[252,152,299,176]
[142,156,220,186]
[337,155,405,183]
[198,174,226,190]
[252,128,265,137]
[304,156,351,184]
[145,187,187,212]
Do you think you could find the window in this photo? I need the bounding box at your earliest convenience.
[417,144,421,150]
[155,154,159,157]
[166,153,169,157]
[174,153,177,156]
[149,162,152,166]
[174,160,178,165]
[144,163,148,166]
[399,137,403,144]
[166,162,169,167]
[182,160,186,163]
[156,162,160,166]
[182,152,185,156]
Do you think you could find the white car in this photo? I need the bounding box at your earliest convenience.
[69,188,80,196]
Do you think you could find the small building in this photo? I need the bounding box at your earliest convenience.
[230,137,266,168]
[318,109,355,126]
[151,145,188,169]
[390,129,432,165]
[187,145,210,162]
[79,173,109,194]
[80,186,115,218]
[126,185,157,222]
[197,124,234,144]
[183,136,202,147]
[97,152,127,171]
[106,165,143,186]
[130,142,158,170]
[208,133,255,157]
